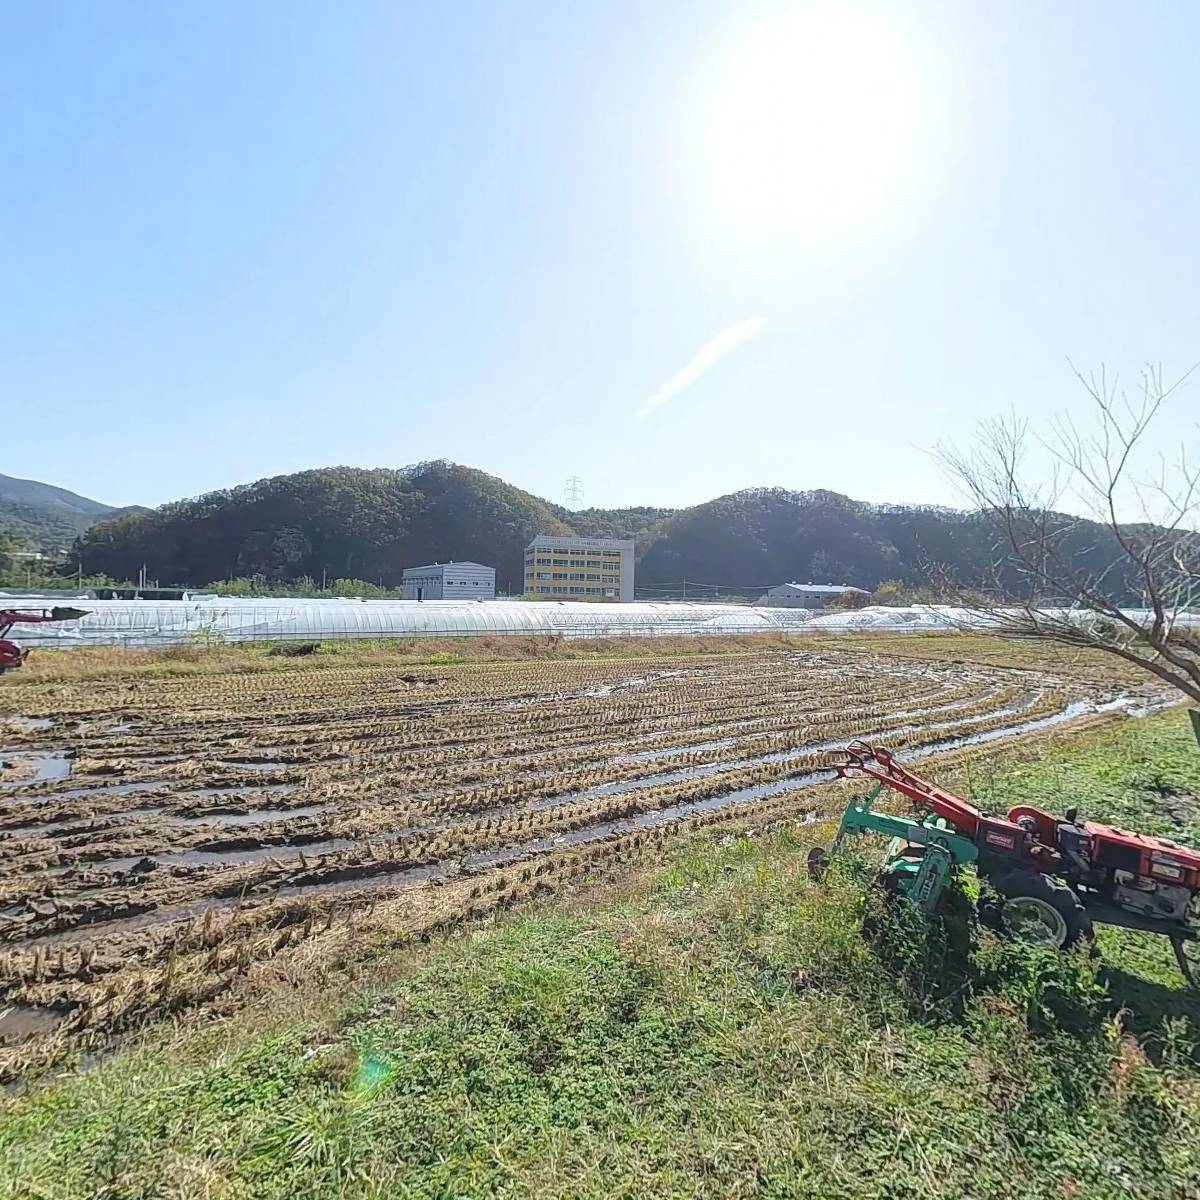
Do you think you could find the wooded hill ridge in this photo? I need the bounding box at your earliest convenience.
[61,460,1174,604]
[0,472,146,552]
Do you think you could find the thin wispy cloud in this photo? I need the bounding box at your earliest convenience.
[636,317,767,419]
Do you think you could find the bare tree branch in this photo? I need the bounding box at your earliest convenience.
[936,364,1200,706]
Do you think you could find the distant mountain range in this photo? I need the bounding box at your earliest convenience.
[58,459,1165,604]
[0,472,146,552]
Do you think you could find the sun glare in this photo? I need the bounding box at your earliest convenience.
[710,5,914,234]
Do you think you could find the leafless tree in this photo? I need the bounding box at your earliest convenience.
[937,364,1200,707]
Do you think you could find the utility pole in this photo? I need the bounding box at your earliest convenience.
[564,475,585,510]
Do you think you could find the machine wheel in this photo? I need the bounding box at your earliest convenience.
[1173,937,1200,988]
[987,870,1092,951]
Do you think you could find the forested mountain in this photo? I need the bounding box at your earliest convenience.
[558,505,675,544]
[68,460,1160,602]
[0,472,145,551]
[636,488,1152,600]
[74,462,572,593]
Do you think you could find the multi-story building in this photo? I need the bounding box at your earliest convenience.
[523,536,634,602]
[402,561,495,601]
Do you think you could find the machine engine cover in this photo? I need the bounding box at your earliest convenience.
[1085,820,1200,888]
[1111,872,1193,922]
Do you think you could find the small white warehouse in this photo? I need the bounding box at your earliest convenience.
[401,561,495,601]
[753,582,871,610]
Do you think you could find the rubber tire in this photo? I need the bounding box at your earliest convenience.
[987,869,1093,950]
[1173,937,1200,989]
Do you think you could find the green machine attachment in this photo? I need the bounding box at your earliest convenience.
[807,782,979,912]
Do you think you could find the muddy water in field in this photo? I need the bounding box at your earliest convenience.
[0,693,1088,885]
[607,685,1012,765]
[0,1004,65,1044]
[914,700,1090,754]
[78,837,361,873]
[14,897,242,949]
[45,823,406,877]
[4,697,1123,952]
[302,698,1106,885]
[530,692,1057,813]
[418,702,1110,874]
[0,803,331,842]
[0,809,164,840]
[30,781,162,805]
[4,717,54,732]
[175,803,331,827]
[277,861,446,900]
[181,782,297,801]
[0,752,72,787]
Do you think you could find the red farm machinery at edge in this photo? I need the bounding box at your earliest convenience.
[809,739,1200,986]
[0,607,90,673]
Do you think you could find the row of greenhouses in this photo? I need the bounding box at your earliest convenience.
[5,598,1194,649]
[5,599,817,647]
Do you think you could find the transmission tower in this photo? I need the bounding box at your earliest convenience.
[564,475,585,509]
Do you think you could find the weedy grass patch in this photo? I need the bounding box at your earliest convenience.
[2,633,798,685]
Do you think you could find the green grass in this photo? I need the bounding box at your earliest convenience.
[965,712,1200,848]
[3,713,1200,1198]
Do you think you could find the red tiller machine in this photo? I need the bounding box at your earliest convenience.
[810,740,1200,985]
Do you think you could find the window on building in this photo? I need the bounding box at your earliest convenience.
[586,574,600,581]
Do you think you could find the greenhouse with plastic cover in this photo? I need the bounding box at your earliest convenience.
[3,596,1195,650]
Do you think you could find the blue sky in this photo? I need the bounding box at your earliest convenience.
[3,1,1198,511]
